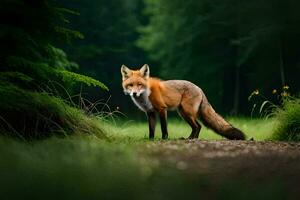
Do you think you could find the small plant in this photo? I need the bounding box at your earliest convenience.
[248,85,291,118]
[249,85,300,141]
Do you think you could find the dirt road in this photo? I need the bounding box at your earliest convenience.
[143,140,300,198]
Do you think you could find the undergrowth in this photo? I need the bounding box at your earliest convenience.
[0,0,108,139]
[0,84,107,139]
[272,98,300,141]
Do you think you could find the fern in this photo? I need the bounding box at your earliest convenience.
[54,7,80,16]
[7,55,108,91]
[58,70,108,91]
[0,0,108,138]
[44,45,79,70]
[6,56,56,81]
[0,72,33,83]
[54,26,84,40]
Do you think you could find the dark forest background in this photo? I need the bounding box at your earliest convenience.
[61,0,300,116]
[2,0,300,119]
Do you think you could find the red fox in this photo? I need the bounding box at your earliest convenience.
[121,64,245,140]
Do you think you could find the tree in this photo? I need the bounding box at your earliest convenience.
[61,0,146,113]
[138,0,300,115]
[0,0,107,137]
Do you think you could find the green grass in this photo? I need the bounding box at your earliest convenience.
[0,84,106,139]
[104,117,275,141]
[272,98,300,141]
[0,136,148,199]
[0,117,285,200]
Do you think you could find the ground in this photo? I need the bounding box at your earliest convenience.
[144,140,300,175]
[143,140,300,197]
[0,118,299,200]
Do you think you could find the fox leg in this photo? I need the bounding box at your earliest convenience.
[193,120,202,138]
[178,106,201,139]
[159,109,168,139]
[147,111,156,139]
[181,113,201,139]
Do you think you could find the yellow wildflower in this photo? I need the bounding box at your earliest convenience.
[283,85,289,90]
[272,89,277,94]
[248,89,260,101]
[281,91,289,97]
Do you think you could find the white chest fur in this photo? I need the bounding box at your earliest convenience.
[131,91,153,112]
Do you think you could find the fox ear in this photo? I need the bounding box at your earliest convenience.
[121,65,132,80]
[140,64,150,78]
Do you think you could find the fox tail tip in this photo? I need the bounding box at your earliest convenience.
[224,128,246,140]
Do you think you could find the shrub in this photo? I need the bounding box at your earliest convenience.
[272,98,300,141]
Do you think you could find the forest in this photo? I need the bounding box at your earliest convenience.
[0,0,300,199]
[62,0,300,115]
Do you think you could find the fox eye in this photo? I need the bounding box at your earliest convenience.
[128,84,133,87]
[138,83,142,86]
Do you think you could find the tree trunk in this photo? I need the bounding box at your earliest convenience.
[232,65,240,115]
[279,39,285,86]
[231,1,241,115]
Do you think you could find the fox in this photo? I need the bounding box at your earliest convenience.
[121,64,245,140]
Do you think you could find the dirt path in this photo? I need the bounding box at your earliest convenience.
[143,140,300,196]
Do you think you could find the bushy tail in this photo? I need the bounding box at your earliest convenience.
[199,104,245,140]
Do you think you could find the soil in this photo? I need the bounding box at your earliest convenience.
[143,140,300,197]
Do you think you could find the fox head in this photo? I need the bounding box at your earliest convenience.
[121,64,150,97]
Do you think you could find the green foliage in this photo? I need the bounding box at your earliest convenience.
[138,0,236,109]
[59,70,108,90]
[54,26,84,40]
[272,98,300,141]
[0,84,107,138]
[61,0,146,110]
[0,72,33,83]
[0,0,107,138]
[138,0,300,114]
[248,85,291,117]
[0,0,106,90]
[4,46,107,91]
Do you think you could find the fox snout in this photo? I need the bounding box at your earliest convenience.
[127,89,145,97]
[131,91,138,97]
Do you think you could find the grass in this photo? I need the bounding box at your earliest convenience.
[0,84,106,139]
[0,117,289,200]
[0,136,147,200]
[272,98,300,141]
[104,117,276,141]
